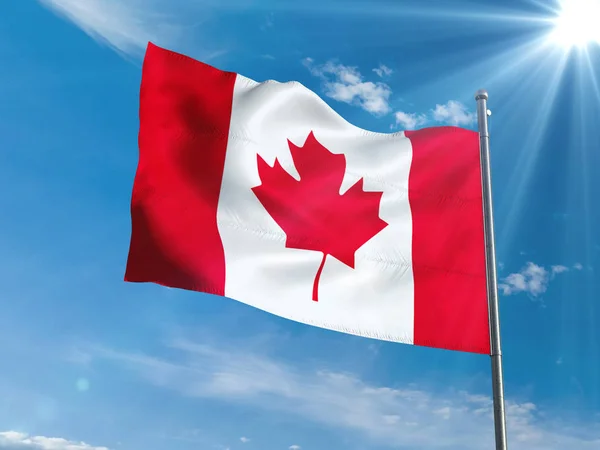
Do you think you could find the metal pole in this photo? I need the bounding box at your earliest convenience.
[475,89,508,450]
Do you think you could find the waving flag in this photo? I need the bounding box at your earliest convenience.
[125,43,490,354]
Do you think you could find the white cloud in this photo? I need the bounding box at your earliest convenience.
[573,263,583,270]
[87,338,600,450]
[38,0,224,59]
[551,265,569,275]
[0,431,109,450]
[394,111,427,130]
[431,100,476,126]
[289,445,301,450]
[499,262,549,296]
[239,437,250,443]
[303,58,474,126]
[499,262,574,297]
[303,58,392,115]
[392,100,476,129]
[373,64,392,77]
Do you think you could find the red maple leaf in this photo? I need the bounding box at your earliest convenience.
[252,131,388,301]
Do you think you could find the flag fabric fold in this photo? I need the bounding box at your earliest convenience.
[125,42,491,355]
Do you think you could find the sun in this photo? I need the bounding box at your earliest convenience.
[549,0,600,49]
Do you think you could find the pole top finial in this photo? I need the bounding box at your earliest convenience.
[475,89,488,101]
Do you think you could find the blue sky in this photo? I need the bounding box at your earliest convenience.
[1,0,599,449]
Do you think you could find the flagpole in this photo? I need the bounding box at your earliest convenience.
[475,89,508,450]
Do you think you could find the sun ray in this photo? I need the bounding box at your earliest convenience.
[562,53,600,394]
[581,50,600,103]
[496,49,570,249]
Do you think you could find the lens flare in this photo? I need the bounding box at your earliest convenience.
[550,0,600,49]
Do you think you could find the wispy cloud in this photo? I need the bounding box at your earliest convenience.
[551,265,569,275]
[80,336,600,449]
[240,436,250,443]
[0,431,109,450]
[260,12,275,31]
[302,58,392,115]
[38,0,224,60]
[38,0,179,57]
[499,261,576,297]
[373,64,392,78]
[289,445,301,450]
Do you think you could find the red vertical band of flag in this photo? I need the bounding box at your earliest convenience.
[407,127,490,354]
[124,43,235,294]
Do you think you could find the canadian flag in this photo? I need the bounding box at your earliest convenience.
[125,43,491,354]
